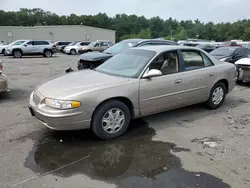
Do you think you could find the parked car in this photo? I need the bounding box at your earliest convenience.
[210,46,250,63]
[218,41,242,47]
[75,39,178,71]
[244,43,250,49]
[78,40,113,54]
[196,44,216,53]
[29,45,237,140]
[54,41,73,52]
[234,57,250,83]
[0,61,8,93]
[63,41,91,55]
[5,40,57,58]
[0,41,7,45]
[0,40,27,55]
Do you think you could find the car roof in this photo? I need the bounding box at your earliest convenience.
[215,46,241,50]
[132,45,201,53]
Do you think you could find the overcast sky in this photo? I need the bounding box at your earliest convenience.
[0,0,249,23]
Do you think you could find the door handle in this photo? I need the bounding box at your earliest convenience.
[209,72,215,76]
[175,79,182,83]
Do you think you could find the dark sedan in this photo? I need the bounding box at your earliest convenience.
[210,46,250,63]
[196,44,216,53]
[74,39,178,71]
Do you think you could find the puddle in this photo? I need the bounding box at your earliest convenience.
[21,119,230,187]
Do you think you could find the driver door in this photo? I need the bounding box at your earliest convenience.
[139,51,184,116]
[23,41,36,54]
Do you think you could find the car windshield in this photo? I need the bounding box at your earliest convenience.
[96,49,156,78]
[68,42,77,46]
[88,42,97,47]
[211,47,237,56]
[13,41,26,45]
[103,40,139,54]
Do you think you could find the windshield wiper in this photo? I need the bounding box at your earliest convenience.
[104,51,113,54]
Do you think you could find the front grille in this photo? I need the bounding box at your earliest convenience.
[33,92,41,105]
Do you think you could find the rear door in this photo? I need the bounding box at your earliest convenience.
[177,49,216,106]
[33,41,49,53]
[100,42,109,51]
[139,50,184,116]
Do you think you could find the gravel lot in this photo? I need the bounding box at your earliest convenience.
[0,54,250,188]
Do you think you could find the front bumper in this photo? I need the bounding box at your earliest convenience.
[63,48,71,54]
[29,91,93,130]
[0,74,8,92]
[5,50,12,56]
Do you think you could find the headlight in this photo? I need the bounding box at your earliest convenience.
[45,98,81,109]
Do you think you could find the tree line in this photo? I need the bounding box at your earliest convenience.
[1,8,250,42]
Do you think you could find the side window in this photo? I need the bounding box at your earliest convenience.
[201,52,214,67]
[34,41,49,45]
[148,51,178,75]
[181,51,204,71]
[81,42,90,46]
[101,42,108,46]
[26,41,33,45]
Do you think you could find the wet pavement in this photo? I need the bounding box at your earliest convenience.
[8,119,229,188]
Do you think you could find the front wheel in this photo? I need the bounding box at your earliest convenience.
[44,50,52,58]
[70,49,76,55]
[92,100,131,140]
[206,82,226,109]
[13,50,22,58]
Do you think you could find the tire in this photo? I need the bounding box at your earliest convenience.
[206,82,226,109]
[92,100,131,140]
[236,80,243,84]
[70,49,76,55]
[44,50,52,58]
[2,49,5,55]
[13,50,22,58]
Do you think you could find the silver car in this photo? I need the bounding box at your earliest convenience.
[5,40,56,58]
[29,46,237,139]
[0,61,8,93]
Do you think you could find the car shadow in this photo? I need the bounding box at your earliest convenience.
[6,55,60,59]
[0,89,30,103]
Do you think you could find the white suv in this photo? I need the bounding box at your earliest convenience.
[63,41,91,55]
[5,40,56,58]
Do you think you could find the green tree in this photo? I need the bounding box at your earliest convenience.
[1,8,250,42]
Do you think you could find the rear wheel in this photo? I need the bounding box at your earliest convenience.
[44,50,52,58]
[2,49,5,55]
[70,49,76,55]
[13,50,22,58]
[206,82,226,109]
[92,100,131,140]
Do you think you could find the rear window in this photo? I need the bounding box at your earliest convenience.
[34,41,49,45]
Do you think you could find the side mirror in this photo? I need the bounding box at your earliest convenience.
[24,44,27,47]
[143,69,162,78]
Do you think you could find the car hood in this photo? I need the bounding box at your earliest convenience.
[235,58,250,65]
[79,51,113,61]
[37,70,129,99]
[211,54,228,60]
